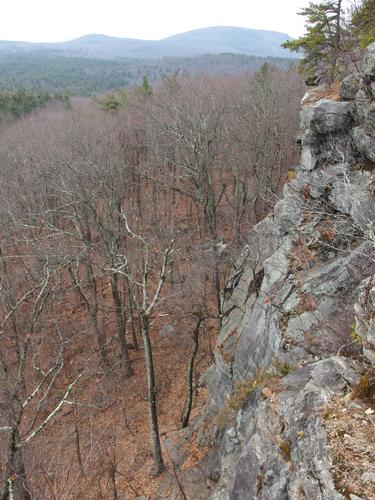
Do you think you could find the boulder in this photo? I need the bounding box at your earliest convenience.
[354,89,373,124]
[341,73,361,100]
[301,99,353,134]
[300,130,320,170]
[351,126,375,163]
[362,42,375,78]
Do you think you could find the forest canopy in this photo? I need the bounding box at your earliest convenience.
[0,65,304,498]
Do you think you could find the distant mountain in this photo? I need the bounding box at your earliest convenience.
[0,27,293,60]
[163,27,293,58]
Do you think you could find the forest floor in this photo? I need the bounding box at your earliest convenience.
[33,316,216,499]
[323,391,375,500]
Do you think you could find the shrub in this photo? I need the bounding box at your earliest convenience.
[273,359,296,376]
[351,370,375,403]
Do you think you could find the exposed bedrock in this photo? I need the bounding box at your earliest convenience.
[202,43,375,499]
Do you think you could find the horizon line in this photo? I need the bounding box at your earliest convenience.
[0,25,294,45]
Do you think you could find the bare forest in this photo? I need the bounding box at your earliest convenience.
[0,66,304,499]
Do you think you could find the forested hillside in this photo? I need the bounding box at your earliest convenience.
[1,0,375,498]
[0,52,295,94]
[0,66,303,498]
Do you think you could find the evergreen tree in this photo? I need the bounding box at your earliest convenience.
[141,75,153,97]
[351,0,375,48]
[283,1,344,84]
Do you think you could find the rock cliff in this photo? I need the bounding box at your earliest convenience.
[202,43,375,499]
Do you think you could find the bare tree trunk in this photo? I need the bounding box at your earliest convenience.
[111,274,133,378]
[181,317,202,428]
[92,315,110,369]
[125,277,139,350]
[2,428,31,500]
[74,407,84,476]
[68,263,110,368]
[203,186,222,324]
[331,0,343,82]
[140,314,165,474]
[213,258,222,326]
[85,257,110,368]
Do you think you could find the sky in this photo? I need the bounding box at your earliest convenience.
[1,0,312,43]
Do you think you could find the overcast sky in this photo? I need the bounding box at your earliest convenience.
[1,0,312,43]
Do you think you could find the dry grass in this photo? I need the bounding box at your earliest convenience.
[181,431,210,471]
[301,81,342,108]
[273,360,296,376]
[351,369,375,403]
[215,370,273,430]
[289,237,316,272]
[323,395,375,499]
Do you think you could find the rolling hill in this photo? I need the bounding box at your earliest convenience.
[0,27,293,60]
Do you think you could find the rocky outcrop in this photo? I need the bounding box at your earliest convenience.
[202,43,375,499]
[355,275,375,364]
[362,42,375,77]
[208,358,358,500]
[300,99,354,134]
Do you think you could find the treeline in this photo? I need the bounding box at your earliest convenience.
[0,66,304,498]
[0,51,297,95]
[0,89,70,120]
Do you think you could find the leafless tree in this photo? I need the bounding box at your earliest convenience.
[0,222,83,499]
[108,212,175,474]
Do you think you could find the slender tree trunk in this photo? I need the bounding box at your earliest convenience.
[68,263,110,368]
[203,190,222,324]
[125,278,139,350]
[140,314,165,474]
[74,407,84,476]
[92,315,111,368]
[331,0,343,82]
[336,0,342,53]
[86,257,111,368]
[111,274,132,378]
[181,317,202,428]
[2,428,31,500]
[213,259,222,326]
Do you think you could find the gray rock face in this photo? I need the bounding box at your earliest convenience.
[362,42,375,77]
[209,358,358,500]
[202,42,375,499]
[341,73,361,100]
[355,89,372,126]
[351,126,375,163]
[206,217,280,414]
[300,99,353,134]
[355,275,375,364]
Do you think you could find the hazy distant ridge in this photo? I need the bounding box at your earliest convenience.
[0,27,293,59]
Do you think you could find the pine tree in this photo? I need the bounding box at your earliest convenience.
[351,0,375,48]
[283,1,344,84]
[141,75,153,97]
